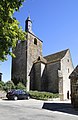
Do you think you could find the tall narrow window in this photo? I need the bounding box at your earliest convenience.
[67,59,69,62]
[68,68,69,73]
[34,38,37,45]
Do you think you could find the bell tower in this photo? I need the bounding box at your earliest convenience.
[12,16,43,91]
[25,16,43,91]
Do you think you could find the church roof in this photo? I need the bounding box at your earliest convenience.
[69,65,78,79]
[34,56,47,64]
[44,49,69,63]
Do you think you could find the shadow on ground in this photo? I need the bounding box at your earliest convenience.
[42,102,78,116]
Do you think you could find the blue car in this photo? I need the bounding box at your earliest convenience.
[6,89,30,100]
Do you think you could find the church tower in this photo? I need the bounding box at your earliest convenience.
[11,16,43,91]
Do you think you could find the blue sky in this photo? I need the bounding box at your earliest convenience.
[1,0,78,82]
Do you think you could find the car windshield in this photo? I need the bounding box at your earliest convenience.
[13,90,25,94]
[8,90,26,94]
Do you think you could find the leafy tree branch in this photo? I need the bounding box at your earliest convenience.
[0,0,26,61]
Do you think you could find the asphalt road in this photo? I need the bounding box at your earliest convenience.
[0,99,78,120]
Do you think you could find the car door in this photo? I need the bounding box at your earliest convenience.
[15,90,23,99]
[19,90,26,99]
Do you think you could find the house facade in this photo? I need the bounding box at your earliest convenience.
[12,16,74,100]
[69,66,78,108]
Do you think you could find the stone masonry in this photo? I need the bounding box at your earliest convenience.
[69,65,78,108]
[12,16,74,100]
[12,16,42,91]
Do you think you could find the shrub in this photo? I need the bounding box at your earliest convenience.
[4,81,15,92]
[16,82,26,90]
[0,81,5,90]
[29,91,59,100]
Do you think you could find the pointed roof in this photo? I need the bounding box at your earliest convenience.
[27,16,30,20]
[69,65,78,79]
[44,49,69,63]
[26,16,32,22]
[34,56,47,64]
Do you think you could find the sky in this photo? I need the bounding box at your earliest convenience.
[0,0,78,82]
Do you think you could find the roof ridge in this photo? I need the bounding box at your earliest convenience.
[44,49,69,58]
[44,49,69,63]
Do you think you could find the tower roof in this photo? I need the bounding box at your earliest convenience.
[27,16,30,20]
[26,16,32,22]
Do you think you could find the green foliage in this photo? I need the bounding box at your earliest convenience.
[0,80,26,91]
[29,91,59,100]
[0,81,5,90]
[0,81,5,86]
[0,83,3,90]
[16,82,26,90]
[0,0,26,61]
[4,80,15,91]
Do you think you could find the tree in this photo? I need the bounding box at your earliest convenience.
[0,81,5,90]
[4,80,15,91]
[16,82,26,90]
[0,0,26,61]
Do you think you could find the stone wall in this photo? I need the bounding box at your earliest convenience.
[34,62,41,91]
[71,78,78,107]
[46,61,60,93]
[12,32,42,90]
[61,49,74,100]
[12,40,27,85]
[58,70,63,100]
[69,65,78,108]
[26,33,42,79]
[26,32,42,91]
[30,62,47,91]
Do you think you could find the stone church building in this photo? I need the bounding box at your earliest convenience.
[12,16,74,100]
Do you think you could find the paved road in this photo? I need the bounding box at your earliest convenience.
[0,99,78,120]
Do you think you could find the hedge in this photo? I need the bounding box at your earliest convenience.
[29,91,59,100]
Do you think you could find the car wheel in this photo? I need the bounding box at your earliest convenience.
[14,96,18,100]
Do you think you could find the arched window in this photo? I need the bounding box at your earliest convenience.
[34,38,37,45]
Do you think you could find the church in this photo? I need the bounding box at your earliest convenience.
[11,16,74,100]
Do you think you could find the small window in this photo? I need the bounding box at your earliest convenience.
[34,38,37,45]
[67,59,69,62]
[68,68,69,73]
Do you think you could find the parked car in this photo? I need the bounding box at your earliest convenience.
[6,89,30,100]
